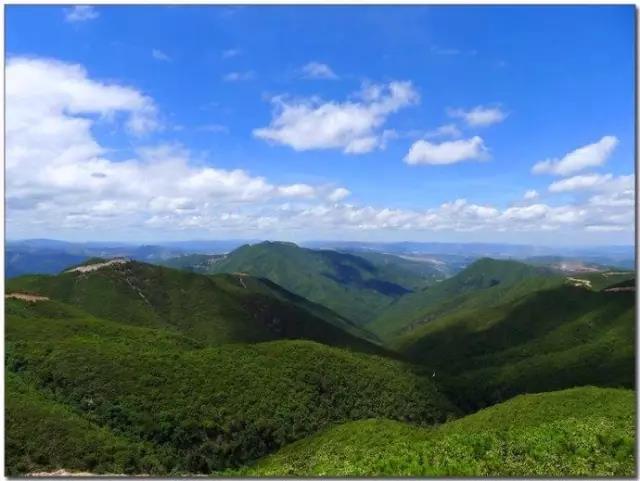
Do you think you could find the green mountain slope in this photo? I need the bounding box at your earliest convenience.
[238,386,634,477]
[334,250,446,289]
[158,253,225,272]
[6,260,381,351]
[371,258,557,339]
[6,372,165,476]
[187,241,429,325]
[394,283,635,409]
[6,297,457,475]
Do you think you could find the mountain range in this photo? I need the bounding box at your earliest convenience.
[4,240,636,476]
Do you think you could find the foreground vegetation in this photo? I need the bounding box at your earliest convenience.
[238,387,635,477]
[6,297,455,475]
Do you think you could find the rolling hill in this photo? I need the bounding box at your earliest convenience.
[393,282,635,409]
[6,259,382,351]
[370,258,558,339]
[237,386,634,477]
[6,296,457,475]
[186,241,436,325]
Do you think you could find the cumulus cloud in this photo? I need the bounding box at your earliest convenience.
[327,187,351,202]
[404,136,487,165]
[270,197,627,235]
[447,105,507,127]
[7,56,633,240]
[523,189,539,200]
[301,62,338,79]
[253,81,419,154]
[152,49,171,62]
[548,173,631,193]
[276,184,316,198]
[548,174,613,192]
[5,56,351,236]
[6,56,159,153]
[532,136,618,176]
[65,6,98,22]
[424,123,461,139]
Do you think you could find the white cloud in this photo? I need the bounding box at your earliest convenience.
[275,197,626,235]
[589,190,634,208]
[532,136,618,176]
[448,106,507,127]
[65,6,99,22]
[328,187,351,202]
[523,189,539,200]
[548,174,613,192]
[276,184,316,198]
[6,57,159,152]
[585,224,627,232]
[223,71,254,82]
[222,49,242,59]
[253,81,419,154]
[301,62,338,80]
[6,56,633,241]
[404,136,487,165]
[6,56,351,236]
[152,49,171,62]
[424,123,461,139]
[548,173,631,193]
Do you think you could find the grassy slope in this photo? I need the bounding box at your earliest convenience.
[370,258,557,339]
[394,284,635,409]
[6,261,382,352]
[202,241,426,325]
[239,386,635,477]
[6,298,457,474]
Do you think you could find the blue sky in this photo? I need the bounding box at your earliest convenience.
[5,5,635,244]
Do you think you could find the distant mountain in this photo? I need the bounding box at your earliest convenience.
[525,255,634,271]
[370,258,557,339]
[5,239,250,278]
[5,249,89,279]
[303,240,634,260]
[7,238,633,278]
[239,386,634,477]
[193,241,435,325]
[335,250,447,289]
[6,260,382,351]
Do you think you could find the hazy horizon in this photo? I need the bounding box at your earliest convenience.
[7,236,635,250]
